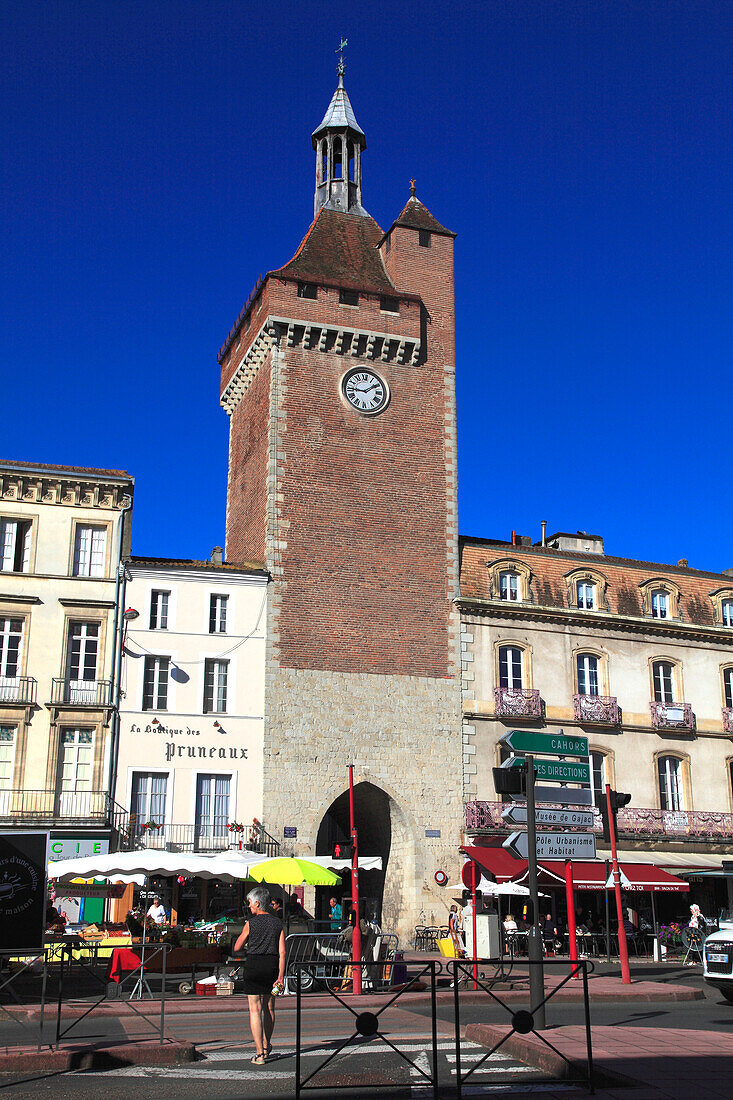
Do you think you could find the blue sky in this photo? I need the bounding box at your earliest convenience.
[3,1,731,571]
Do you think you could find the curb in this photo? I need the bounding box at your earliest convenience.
[24,979,703,1020]
[464,1024,633,1090]
[0,1040,196,1074]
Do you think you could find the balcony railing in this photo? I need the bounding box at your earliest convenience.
[465,800,733,841]
[723,708,733,734]
[494,687,543,720]
[573,694,620,726]
[650,701,695,732]
[50,678,112,707]
[118,821,280,858]
[0,788,113,823]
[0,676,37,705]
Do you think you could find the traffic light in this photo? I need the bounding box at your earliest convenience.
[600,789,631,843]
[493,759,527,797]
[333,841,353,860]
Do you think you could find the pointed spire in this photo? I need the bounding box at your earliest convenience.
[311,50,368,218]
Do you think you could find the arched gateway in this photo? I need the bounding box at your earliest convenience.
[315,781,416,931]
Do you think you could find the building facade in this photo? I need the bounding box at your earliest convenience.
[459,529,733,915]
[115,553,269,911]
[0,459,133,861]
[217,71,464,937]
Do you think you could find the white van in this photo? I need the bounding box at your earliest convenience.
[703,917,733,1001]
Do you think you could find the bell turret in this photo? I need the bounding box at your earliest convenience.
[312,62,367,218]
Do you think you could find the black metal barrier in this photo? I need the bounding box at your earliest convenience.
[54,942,170,1049]
[0,948,48,1052]
[449,956,595,1096]
[294,959,440,1098]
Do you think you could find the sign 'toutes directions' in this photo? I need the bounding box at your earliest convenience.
[501,805,595,828]
[500,730,589,757]
[509,758,592,784]
[503,831,598,860]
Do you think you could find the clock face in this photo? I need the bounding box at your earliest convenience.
[341,369,390,415]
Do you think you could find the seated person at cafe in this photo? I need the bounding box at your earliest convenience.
[503,913,518,935]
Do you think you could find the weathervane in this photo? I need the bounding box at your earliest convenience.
[336,37,348,78]
[409,178,417,198]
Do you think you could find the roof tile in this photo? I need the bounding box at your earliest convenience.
[273,208,396,295]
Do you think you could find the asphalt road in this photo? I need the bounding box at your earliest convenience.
[0,964,728,1100]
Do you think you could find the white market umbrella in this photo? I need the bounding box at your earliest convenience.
[304,855,383,872]
[447,881,548,897]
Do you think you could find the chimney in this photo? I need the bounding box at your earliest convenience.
[677,559,689,568]
[211,546,223,565]
[541,520,547,547]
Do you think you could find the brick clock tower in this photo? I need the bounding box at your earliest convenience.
[218,68,463,935]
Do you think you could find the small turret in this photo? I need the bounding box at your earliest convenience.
[312,56,367,218]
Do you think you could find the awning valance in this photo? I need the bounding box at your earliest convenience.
[462,845,689,893]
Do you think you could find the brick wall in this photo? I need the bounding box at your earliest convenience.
[225,356,270,565]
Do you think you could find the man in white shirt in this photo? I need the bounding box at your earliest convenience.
[146,897,167,924]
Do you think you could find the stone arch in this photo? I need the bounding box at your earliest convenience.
[313,777,421,937]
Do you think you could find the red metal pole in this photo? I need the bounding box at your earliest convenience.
[606,783,631,984]
[349,765,362,995]
[565,859,579,979]
[471,874,478,990]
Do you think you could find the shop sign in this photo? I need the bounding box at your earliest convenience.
[0,832,48,951]
[127,721,249,764]
[49,838,109,861]
[54,883,125,899]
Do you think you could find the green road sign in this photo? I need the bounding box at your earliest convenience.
[500,730,589,757]
[508,757,591,784]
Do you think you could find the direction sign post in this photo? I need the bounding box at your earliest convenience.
[524,754,546,1031]
[501,730,589,757]
[501,805,595,829]
[508,758,591,784]
[503,831,597,860]
[515,785,594,806]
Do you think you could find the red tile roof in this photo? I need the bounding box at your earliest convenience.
[272,208,397,295]
[459,538,733,628]
[0,459,133,480]
[385,196,456,239]
[129,555,267,575]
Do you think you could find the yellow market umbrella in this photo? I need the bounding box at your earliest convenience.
[247,857,340,886]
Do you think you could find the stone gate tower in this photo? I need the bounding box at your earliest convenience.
[218,68,463,937]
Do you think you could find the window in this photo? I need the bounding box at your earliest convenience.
[209,594,228,634]
[577,654,599,697]
[73,525,106,577]
[0,519,31,573]
[0,727,16,791]
[658,755,683,811]
[380,295,399,313]
[65,622,99,702]
[339,288,359,306]
[143,656,169,711]
[58,729,93,815]
[204,659,228,713]
[499,645,523,690]
[591,751,607,807]
[499,571,519,602]
[297,282,318,299]
[0,618,22,681]
[131,772,167,825]
[723,600,733,627]
[652,660,675,703]
[150,590,169,630]
[725,668,733,710]
[576,581,596,610]
[651,590,669,619]
[418,229,431,247]
[195,773,231,840]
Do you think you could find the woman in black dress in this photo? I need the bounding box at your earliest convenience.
[234,886,286,1064]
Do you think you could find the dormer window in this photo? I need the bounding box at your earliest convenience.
[651,590,669,619]
[576,581,596,610]
[499,571,520,602]
[297,282,318,300]
[339,289,359,306]
[722,599,733,627]
[380,296,399,313]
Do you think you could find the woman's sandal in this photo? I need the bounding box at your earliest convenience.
[251,1053,267,1065]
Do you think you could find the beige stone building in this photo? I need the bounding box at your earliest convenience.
[0,459,133,859]
[459,529,733,919]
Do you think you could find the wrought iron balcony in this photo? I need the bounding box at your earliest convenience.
[650,701,695,732]
[493,687,543,720]
[723,708,733,734]
[0,676,37,705]
[573,694,620,726]
[0,789,114,824]
[465,800,733,841]
[117,820,280,858]
[50,678,112,707]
